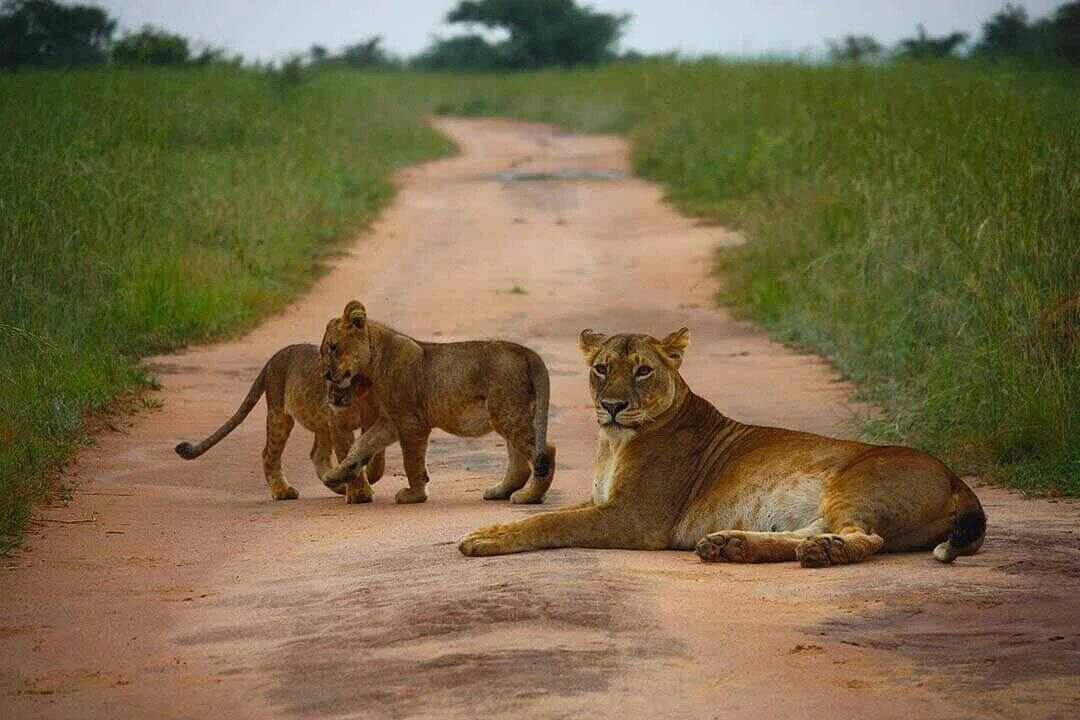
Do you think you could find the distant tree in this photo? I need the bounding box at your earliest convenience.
[0,0,115,69]
[340,36,389,67]
[973,4,1031,56]
[896,24,969,59]
[443,0,629,68]
[112,25,190,65]
[413,34,505,70]
[309,44,328,63]
[1044,0,1080,65]
[827,34,884,62]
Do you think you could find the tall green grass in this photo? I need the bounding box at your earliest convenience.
[0,68,453,548]
[427,61,1080,493]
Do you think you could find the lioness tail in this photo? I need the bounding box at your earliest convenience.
[933,483,986,563]
[175,364,268,460]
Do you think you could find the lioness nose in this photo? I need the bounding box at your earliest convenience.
[601,400,628,418]
[324,371,333,382]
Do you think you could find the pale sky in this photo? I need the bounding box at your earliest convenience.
[94,1,1066,61]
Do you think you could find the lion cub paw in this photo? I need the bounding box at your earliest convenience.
[395,487,428,504]
[345,483,373,504]
[695,531,749,563]
[509,487,545,504]
[271,485,300,501]
[795,535,845,568]
[482,483,512,501]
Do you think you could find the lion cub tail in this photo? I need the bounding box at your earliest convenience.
[933,481,987,563]
[175,365,268,460]
[525,349,554,481]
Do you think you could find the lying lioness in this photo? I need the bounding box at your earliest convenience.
[320,301,555,505]
[175,344,385,502]
[459,328,986,568]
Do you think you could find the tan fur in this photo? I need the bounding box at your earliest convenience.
[459,328,986,568]
[320,301,556,505]
[175,344,384,503]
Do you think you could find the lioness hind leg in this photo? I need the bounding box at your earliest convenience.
[696,522,824,563]
[795,528,884,569]
[263,412,299,501]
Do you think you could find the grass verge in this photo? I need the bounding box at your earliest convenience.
[0,67,453,550]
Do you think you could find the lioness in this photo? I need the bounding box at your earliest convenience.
[459,328,986,568]
[175,344,385,503]
[320,300,555,505]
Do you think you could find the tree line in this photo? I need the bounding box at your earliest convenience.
[3,0,1079,72]
[829,3,1080,63]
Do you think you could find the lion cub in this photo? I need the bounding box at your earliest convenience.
[175,344,384,502]
[320,300,556,505]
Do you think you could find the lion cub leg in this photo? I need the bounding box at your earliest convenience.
[483,443,532,501]
[511,444,556,505]
[263,411,299,501]
[795,527,885,569]
[396,431,430,504]
[328,424,374,504]
[696,521,825,563]
[310,430,336,485]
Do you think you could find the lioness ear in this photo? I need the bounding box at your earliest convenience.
[343,300,366,331]
[579,329,607,362]
[658,327,690,368]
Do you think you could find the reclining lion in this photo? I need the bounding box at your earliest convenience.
[320,301,555,505]
[459,328,985,568]
[175,344,384,503]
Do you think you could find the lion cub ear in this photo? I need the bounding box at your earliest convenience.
[579,329,607,362]
[657,327,690,368]
[343,300,367,331]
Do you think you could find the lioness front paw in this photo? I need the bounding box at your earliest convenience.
[458,529,508,557]
[696,531,748,563]
[394,487,427,505]
[271,484,300,501]
[346,482,374,504]
[796,535,845,568]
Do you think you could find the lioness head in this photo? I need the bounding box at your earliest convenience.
[579,327,690,431]
[322,300,373,406]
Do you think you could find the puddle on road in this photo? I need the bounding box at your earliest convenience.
[492,168,627,183]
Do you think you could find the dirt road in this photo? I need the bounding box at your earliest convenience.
[2,118,1078,720]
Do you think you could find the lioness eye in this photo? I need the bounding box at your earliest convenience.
[592,363,607,376]
[635,365,653,378]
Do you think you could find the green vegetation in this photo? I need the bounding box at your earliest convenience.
[428,60,1079,494]
[0,68,453,549]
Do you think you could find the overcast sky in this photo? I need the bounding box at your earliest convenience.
[94,1,1066,61]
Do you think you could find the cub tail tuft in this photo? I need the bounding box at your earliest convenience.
[175,441,200,460]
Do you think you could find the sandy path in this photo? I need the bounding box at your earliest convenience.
[2,118,1078,720]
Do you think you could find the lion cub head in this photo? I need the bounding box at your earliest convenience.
[579,327,690,432]
[321,300,373,406]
